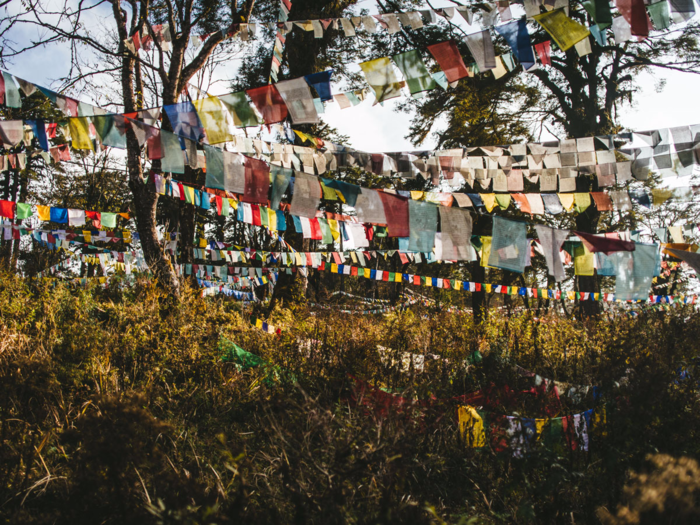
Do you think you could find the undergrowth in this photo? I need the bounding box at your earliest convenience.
[1,272,699,524]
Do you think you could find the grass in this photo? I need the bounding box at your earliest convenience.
[1,272,700,524]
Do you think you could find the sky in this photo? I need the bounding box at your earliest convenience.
[3,1,700,154]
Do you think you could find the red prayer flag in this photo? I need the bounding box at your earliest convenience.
[590,192,613,211]
[574,231,636,255]
[251,204,262,226]
[0,200,15,219]
[310,218,323,240]
[427,40,469,83]
[616,0,652,37]
[377,192,409,238]
[246,84,288,125]
[241,156,270,204]
[535,41,551,66]
[0,73,5,105]
[146,131,164,160]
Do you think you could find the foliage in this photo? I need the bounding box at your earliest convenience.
[1,272,700,523]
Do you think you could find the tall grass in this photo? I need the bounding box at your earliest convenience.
[1,271,699,524]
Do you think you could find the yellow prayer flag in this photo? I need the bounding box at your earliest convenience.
[394,273,402,282]
[359,57,404,103]
[480,236,493,268]
[37,205,50,221]
[533,8,590,51]
[491,56,508,79]
[410,191,424,200]
[329,220,340,241]
[481,193,497,213]
[574,243,594,276]
[458,406,485,448]
[331,263,338,273]
[192,96,235,144]
[69,117,94,151]
[199,238,207,248]
[364,268,371,278]
[558,193,575,211]
[268,208,277,230]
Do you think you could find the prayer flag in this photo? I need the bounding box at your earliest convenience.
[465,30,497,71]
[489,216,528,273]
[192,95,235,144]
[275,77,320,124]
[359,57,404,103]
[246,84,288,125]
[218,92,261,128]
[392,50,437,95]
[427,41,470,82]
[69,117,93,150]
[494,20,536,69]
[535,225,569,281]
[378,191,409,237]
[163,101,205,142]
[534,9,591,51]
[408,200,438,252]
[242,156,269,204]
[304,70,333,101]
[290,172,322,218]
[354,188,387,224]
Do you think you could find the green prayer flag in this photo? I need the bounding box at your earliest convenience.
[647,1,671,30]
[392,50,437,95]
[222,197,230,217]
[534,9,591,51]
[16,203,32,219]
[101,212,117,228]
[2,73,21,108]
[318,218,333,244]
[218,92,261,128]
[161,130,185,174]
[204,145,225,190]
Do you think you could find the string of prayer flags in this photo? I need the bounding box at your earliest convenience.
[391,50,437,96]
[359,57,404,103]
[494,20,536,70]
[427,40,470,82]
[534,9,591,51]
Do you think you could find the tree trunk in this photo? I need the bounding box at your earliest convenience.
[113,0,180,296]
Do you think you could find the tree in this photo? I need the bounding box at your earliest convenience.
[3,0,257,296]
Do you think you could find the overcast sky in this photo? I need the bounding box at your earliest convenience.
[4,1,700,153]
